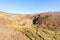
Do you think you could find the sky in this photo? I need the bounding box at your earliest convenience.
[0,0,60,14]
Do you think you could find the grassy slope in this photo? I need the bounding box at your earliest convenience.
[0,12,60,40]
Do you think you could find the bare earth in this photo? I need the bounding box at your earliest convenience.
[0,12,60,40]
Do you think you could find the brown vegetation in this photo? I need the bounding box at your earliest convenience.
[0,12,60,40]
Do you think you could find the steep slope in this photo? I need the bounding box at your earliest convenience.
[0,12,60,40]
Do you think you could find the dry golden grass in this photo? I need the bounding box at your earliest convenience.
[0,12,60,40]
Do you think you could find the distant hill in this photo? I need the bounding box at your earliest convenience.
[0,11,60,40]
